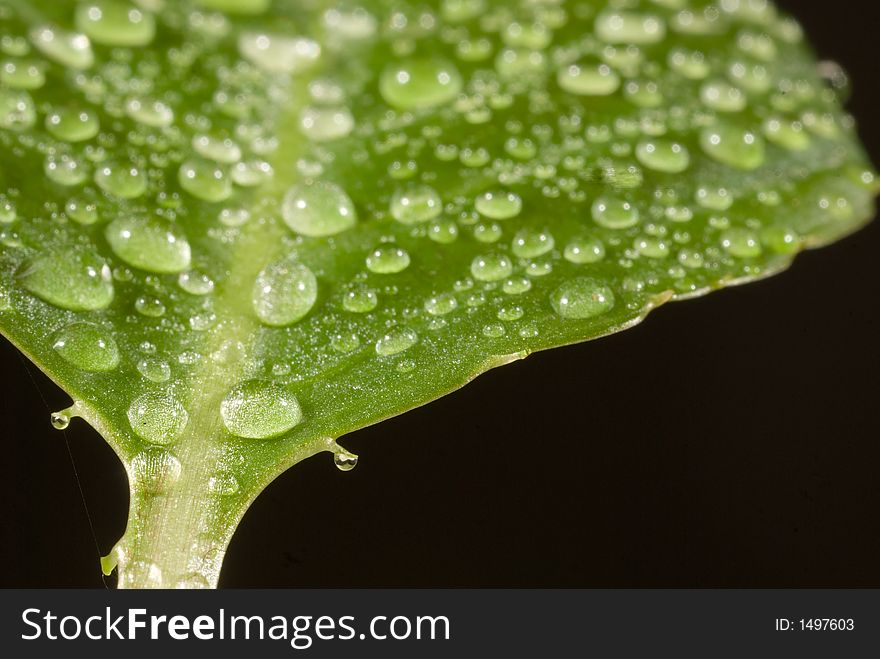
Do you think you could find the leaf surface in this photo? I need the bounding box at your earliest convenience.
[0,0,874,587]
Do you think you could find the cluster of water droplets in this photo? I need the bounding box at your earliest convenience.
[0,0,875,544]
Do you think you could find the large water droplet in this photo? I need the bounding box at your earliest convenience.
[220,379,303,439]
[128,392,188,445]
[0,89,36,131]
[380,59,463,110]
[252,257,318,327]
[636,140,691,174]
[105,216,192,274]
[551,278,616,319]
[282,181,356,237]
[53,323,120,372]
[20,249,113,311]
[595,10,666,45]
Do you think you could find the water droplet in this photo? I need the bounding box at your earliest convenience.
[137,357,171,383]
[700,80,746,112]
[390,184,442,224]
[300,105,354,142]
[380,58,463,110]
[178,158,231,202]
[0,89,36,131]
[512,229,554,258]
[366,245,410,274]
[333,448,358,471]
[53,323,120,372]
[252,257,317,327]
[30,25,94,70]
[75,1,156,47]
[595,10,666,45]
[721,228,762,258]
[125,96,174,128]
[94,162,147,199]
[105,216,192,274]
[471,253,513,282]
[0,59,45,90]
[282,181,356,237]
[557,61,620,96]
[45,153,88,187]
[503,275,532,295]
[376,327,418,356]
[592,196,639,229]
[238,32,320,74]
[424,292,458,316]
[475,190,522,220]
[131,448,181,494]
[192,134,242,164]
[220,379,303,439]
[208,471,240,495]
[51,407,75,430]
[564,237,606,264]
[551,278,616,320]
[700,124,766,170]
[45,107,99,142]
[636,139,690,174]
[20,249,113,311]
[128,392,188,445]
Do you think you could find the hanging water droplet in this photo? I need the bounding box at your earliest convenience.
[551,278,616,320]
[282,181,357,237]
[53,323,120,372]
[105,216,192,274]
[20,249,113,312]
[238,32,320,74]
[380,58,463,110]
[220,379,303,439]
[127,392,189,445]
[50,407,76,430]
[252,257,318,327]
[343,285,378,313]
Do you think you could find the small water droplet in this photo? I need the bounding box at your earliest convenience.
[375,327,418,356]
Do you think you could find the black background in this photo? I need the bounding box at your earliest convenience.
[1,0,878,588]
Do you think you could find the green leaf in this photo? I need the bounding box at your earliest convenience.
[0,0,875,588]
